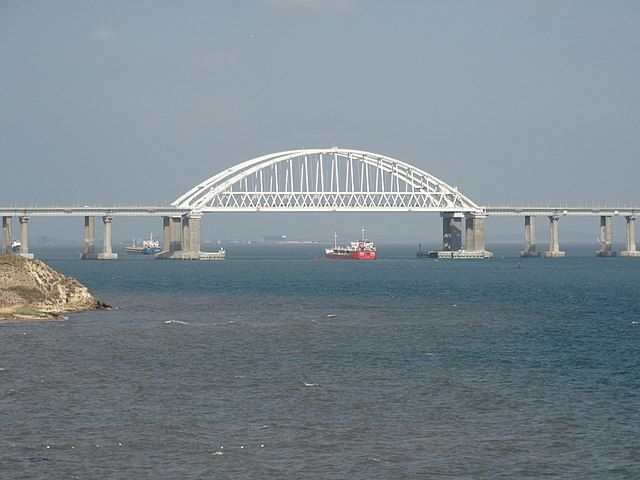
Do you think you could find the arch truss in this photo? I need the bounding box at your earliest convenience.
[173,148,481,213]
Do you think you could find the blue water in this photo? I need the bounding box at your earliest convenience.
[1,244,639,479]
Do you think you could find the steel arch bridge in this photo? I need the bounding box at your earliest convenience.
[172,148,481,213]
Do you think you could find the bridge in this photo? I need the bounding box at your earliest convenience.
[2,148,639,259]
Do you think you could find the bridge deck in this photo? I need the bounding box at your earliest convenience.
[485,207,640,217]
[0,206,638,217]
[0,207,191,217]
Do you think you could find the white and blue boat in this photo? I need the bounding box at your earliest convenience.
[126,233,161,254]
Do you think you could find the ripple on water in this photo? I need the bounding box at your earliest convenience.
[2,249,639,478]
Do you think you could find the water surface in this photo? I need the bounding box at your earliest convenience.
[1,244,639,478]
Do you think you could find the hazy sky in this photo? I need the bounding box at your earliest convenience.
[2,0,639,243]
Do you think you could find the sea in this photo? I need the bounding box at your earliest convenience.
[1,243,639,479]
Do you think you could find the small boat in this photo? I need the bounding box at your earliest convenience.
[126,233,161,254]
[11,240,21,253]
[199,247,226,260]
[325,228,377,260]
[416,243,438,258]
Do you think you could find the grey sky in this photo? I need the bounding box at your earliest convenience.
[1,1,639,243]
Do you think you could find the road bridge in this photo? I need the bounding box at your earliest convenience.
[2,148,638,259]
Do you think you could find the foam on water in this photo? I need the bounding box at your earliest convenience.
[164,320,189,325]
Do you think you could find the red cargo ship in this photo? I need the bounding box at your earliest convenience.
[325,228,377,260]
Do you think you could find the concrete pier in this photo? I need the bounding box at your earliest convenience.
[475,216,487,253]
[183,213,201,259]
[156,216,183,259]
[543,215,566,258]
[97,215,117,260]
[174,213,202,259]
[170,216,182,252]
[464,214,492,258]
[80,216,98,259]
[595,215,616,257]
[2,216,12,254]
[442,213,463,252]
[429,213,491,259]
[182,216,191,255]
[465,216,475,251]
[520,216,541,257]
[162,217,171,252]
[156,214,201,259]
[18,216,34,259]
[620,215,640,257]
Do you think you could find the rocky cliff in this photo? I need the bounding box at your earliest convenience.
[0,254,108,322]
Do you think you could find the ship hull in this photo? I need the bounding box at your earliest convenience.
[325,250,377,260]
[126,247,161,255]
[325,230,377,260]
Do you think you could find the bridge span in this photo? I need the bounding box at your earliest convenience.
[2,148,639,259]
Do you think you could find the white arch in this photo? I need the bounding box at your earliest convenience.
[173,148,481,213]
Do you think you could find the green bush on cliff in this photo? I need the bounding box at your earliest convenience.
[7,285,45,303]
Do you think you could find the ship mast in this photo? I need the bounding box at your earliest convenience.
[361,227,365,241]
[334,232,338,249]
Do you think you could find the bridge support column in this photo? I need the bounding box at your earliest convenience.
[442,213,463,252]
[2,216,12,254]
[620,216,640,257]
[464,214,492,258]
[162,217,171,252]
[18,216,34,259]
[543,215,565,258]
[80,216,98,259]
[520,216,541,257]
[155,214,201,259]
[434,212,489,259]
[155,216,183,259]
[180,213,201,260]
[465,216,475,251]
[182,216,190,254]
[472,215,486,252]
[596,215,616,257]
[97,215,117,260]
[170,216,182,252]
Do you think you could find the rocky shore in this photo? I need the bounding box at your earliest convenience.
[0,254,108,322]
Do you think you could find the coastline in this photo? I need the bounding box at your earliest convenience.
[0,254,108,323]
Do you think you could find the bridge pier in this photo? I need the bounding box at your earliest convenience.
[182,216,190,254]
[170,216,182,252]
[543,214,566,258]
[157,216,182,254]
[80,216,98,259]
[96,215,117,260]
[156,214,201,259]
[18,216,34,259]
[174,213,201,259]
[184,213,201,259]
[465,216,475,251]
[442,213,463,252]
[464,214,492,258]
[620,215,640,257]
[2,216,12,254]
[156,216,183,259]
[162,217,171,252]
[520,216,541,257]
[595,215,616,257]
[430,212,491,259]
